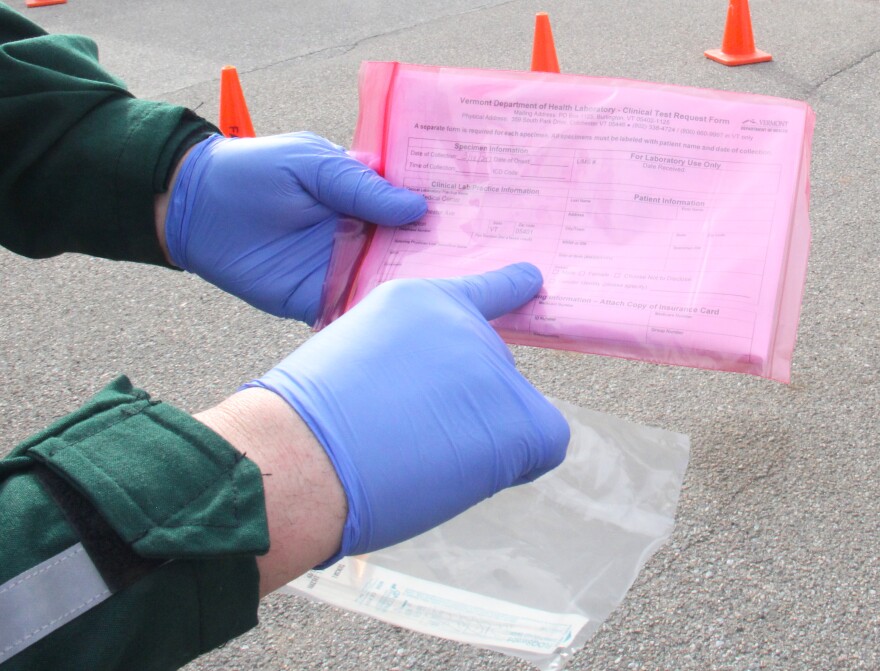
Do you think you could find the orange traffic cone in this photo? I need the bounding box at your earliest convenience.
[26,0,67,7]
[530,12,560,73]
[219,65,256,138]
[705,0,772,66]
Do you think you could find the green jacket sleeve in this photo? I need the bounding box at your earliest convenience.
[0,3,218,265]
[0,376,271,671]
[1,8,270,667]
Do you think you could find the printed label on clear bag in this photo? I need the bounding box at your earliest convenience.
[290,558,589,655]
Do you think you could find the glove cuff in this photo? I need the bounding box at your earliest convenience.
[163,133,225,269]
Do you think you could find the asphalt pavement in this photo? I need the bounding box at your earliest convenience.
[2,1,879,669]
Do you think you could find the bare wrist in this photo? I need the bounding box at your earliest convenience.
[194,387,347,596]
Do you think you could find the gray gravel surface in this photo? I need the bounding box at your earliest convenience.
[3,1,879,669]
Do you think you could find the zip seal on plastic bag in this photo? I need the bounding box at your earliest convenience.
[282,397,690,670]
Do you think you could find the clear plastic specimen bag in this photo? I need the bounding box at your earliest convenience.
[283,399,690,670]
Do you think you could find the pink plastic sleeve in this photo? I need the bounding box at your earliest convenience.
[317,62,815,382]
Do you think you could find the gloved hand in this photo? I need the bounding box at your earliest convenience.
[244,262,570,563]
[163,132,426,324]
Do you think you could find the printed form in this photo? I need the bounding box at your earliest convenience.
[347,65,811,377]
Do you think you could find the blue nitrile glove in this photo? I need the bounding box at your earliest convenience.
[243,262,571,562]
[163,132,427,324]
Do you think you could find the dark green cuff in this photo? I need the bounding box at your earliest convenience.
[0,376,269,670]
[0,14,219,266]
[11,98,216,267]
[15,375,269,559]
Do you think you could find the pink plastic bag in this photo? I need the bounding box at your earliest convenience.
[318,62,815,382]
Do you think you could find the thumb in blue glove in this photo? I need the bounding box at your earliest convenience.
[244,262,570,564]
[162,132,426,324]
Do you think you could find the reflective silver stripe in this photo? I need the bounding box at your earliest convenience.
[0,543,110,663]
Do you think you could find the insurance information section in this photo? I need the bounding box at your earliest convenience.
[336,63,814,382]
